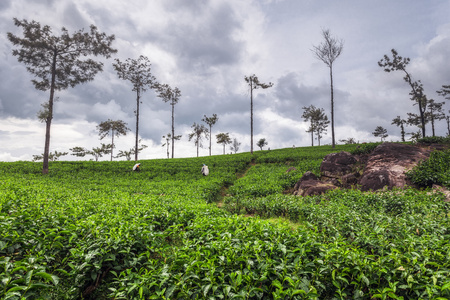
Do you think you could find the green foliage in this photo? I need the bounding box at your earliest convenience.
[416,136,450,145]
[1,145,449,299]
[407,149,450,187]
[350,142,382,155]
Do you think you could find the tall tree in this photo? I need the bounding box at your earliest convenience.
[162,134,171,159]
[256,138,268,150]
[97,119,130,161]
[162,133,181,159]
[314,110,330,146]
[188,122,209,157]
[157,84,181,158]
[446,114,450,137]
[113,55,157,161]
[426,99,445,137]
[437,85,450,136]
[230,138,241,154]
[312,29,344,148]
[302,105,316,146]
[391,116,407,142]
[378,49,428,138]
[372,126,388,142]
[202,114,218,156]
[7,18,117,174]
[244,74,273,154]
[216,132,232,155]
[302,105,329,146]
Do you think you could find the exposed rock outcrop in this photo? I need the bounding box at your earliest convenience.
[293,171,337,196]
[320,151,357,179]
[359,143,430,191]
[292,143,433,196]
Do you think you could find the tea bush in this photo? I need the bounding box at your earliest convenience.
[1,144,450,299]
[406,149,450,187]
[416,136,450,145]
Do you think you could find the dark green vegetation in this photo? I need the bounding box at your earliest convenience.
[407,149,450,188]
[1,144,450,299]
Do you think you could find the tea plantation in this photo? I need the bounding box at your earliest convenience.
[1,144,450,299]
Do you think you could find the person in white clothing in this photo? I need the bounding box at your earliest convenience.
[133,163,141,171]
[201,164,209,176]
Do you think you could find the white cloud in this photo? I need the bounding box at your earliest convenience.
[1,0,449,162]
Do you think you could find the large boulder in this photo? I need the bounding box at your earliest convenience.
[292,142,433,197]
[293,171,337,196]
[320,151,357,179]
[359,143,430,191]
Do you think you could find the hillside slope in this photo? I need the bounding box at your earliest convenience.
[1,144,449,299]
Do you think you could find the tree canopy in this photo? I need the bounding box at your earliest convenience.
[7,18,117,173]
[256,138,268,150]
[378,49,428,138]
[245,74,273,154]
[157,83,181,158]
[202,114,219,156]
[312,29,344,148]
[216,133,232,155]
[188,122,209,157]
[97,120,130,161]
[372,126,388,142]
[113,55,157,161]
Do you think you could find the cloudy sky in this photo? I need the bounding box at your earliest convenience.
[1,0,449,161]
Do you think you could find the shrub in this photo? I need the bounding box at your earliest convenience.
[350,142,381,155]
[416,136,450,145]
[406,149,450,187]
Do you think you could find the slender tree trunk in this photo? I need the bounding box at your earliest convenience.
[43,99,53,174]
[209,124,212,156]
[43,51,57,174]
[404,72,426,138]
[171,102,175,158]
[431,116,435,137]
[196,140,199,157]
[401,123,405,142]
[329,64,335,148]
[135,89,140,161]
[167,141,170,159]
[223,144,225,154]
[111,130,115,161]
[418,97,426,138]
[446,116,450,136]
[250,78,254,154]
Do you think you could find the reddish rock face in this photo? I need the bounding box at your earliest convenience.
[293,142,433,196]
[359,143,430,191]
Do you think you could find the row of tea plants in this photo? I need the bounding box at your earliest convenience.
[1,143,449,299]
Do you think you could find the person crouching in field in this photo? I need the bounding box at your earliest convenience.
[201,164,209,176]
[133,163,141,172]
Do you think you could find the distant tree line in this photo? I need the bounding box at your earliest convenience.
[379,49,450,141]
[7,18,248,171]
[8,18,449,173]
